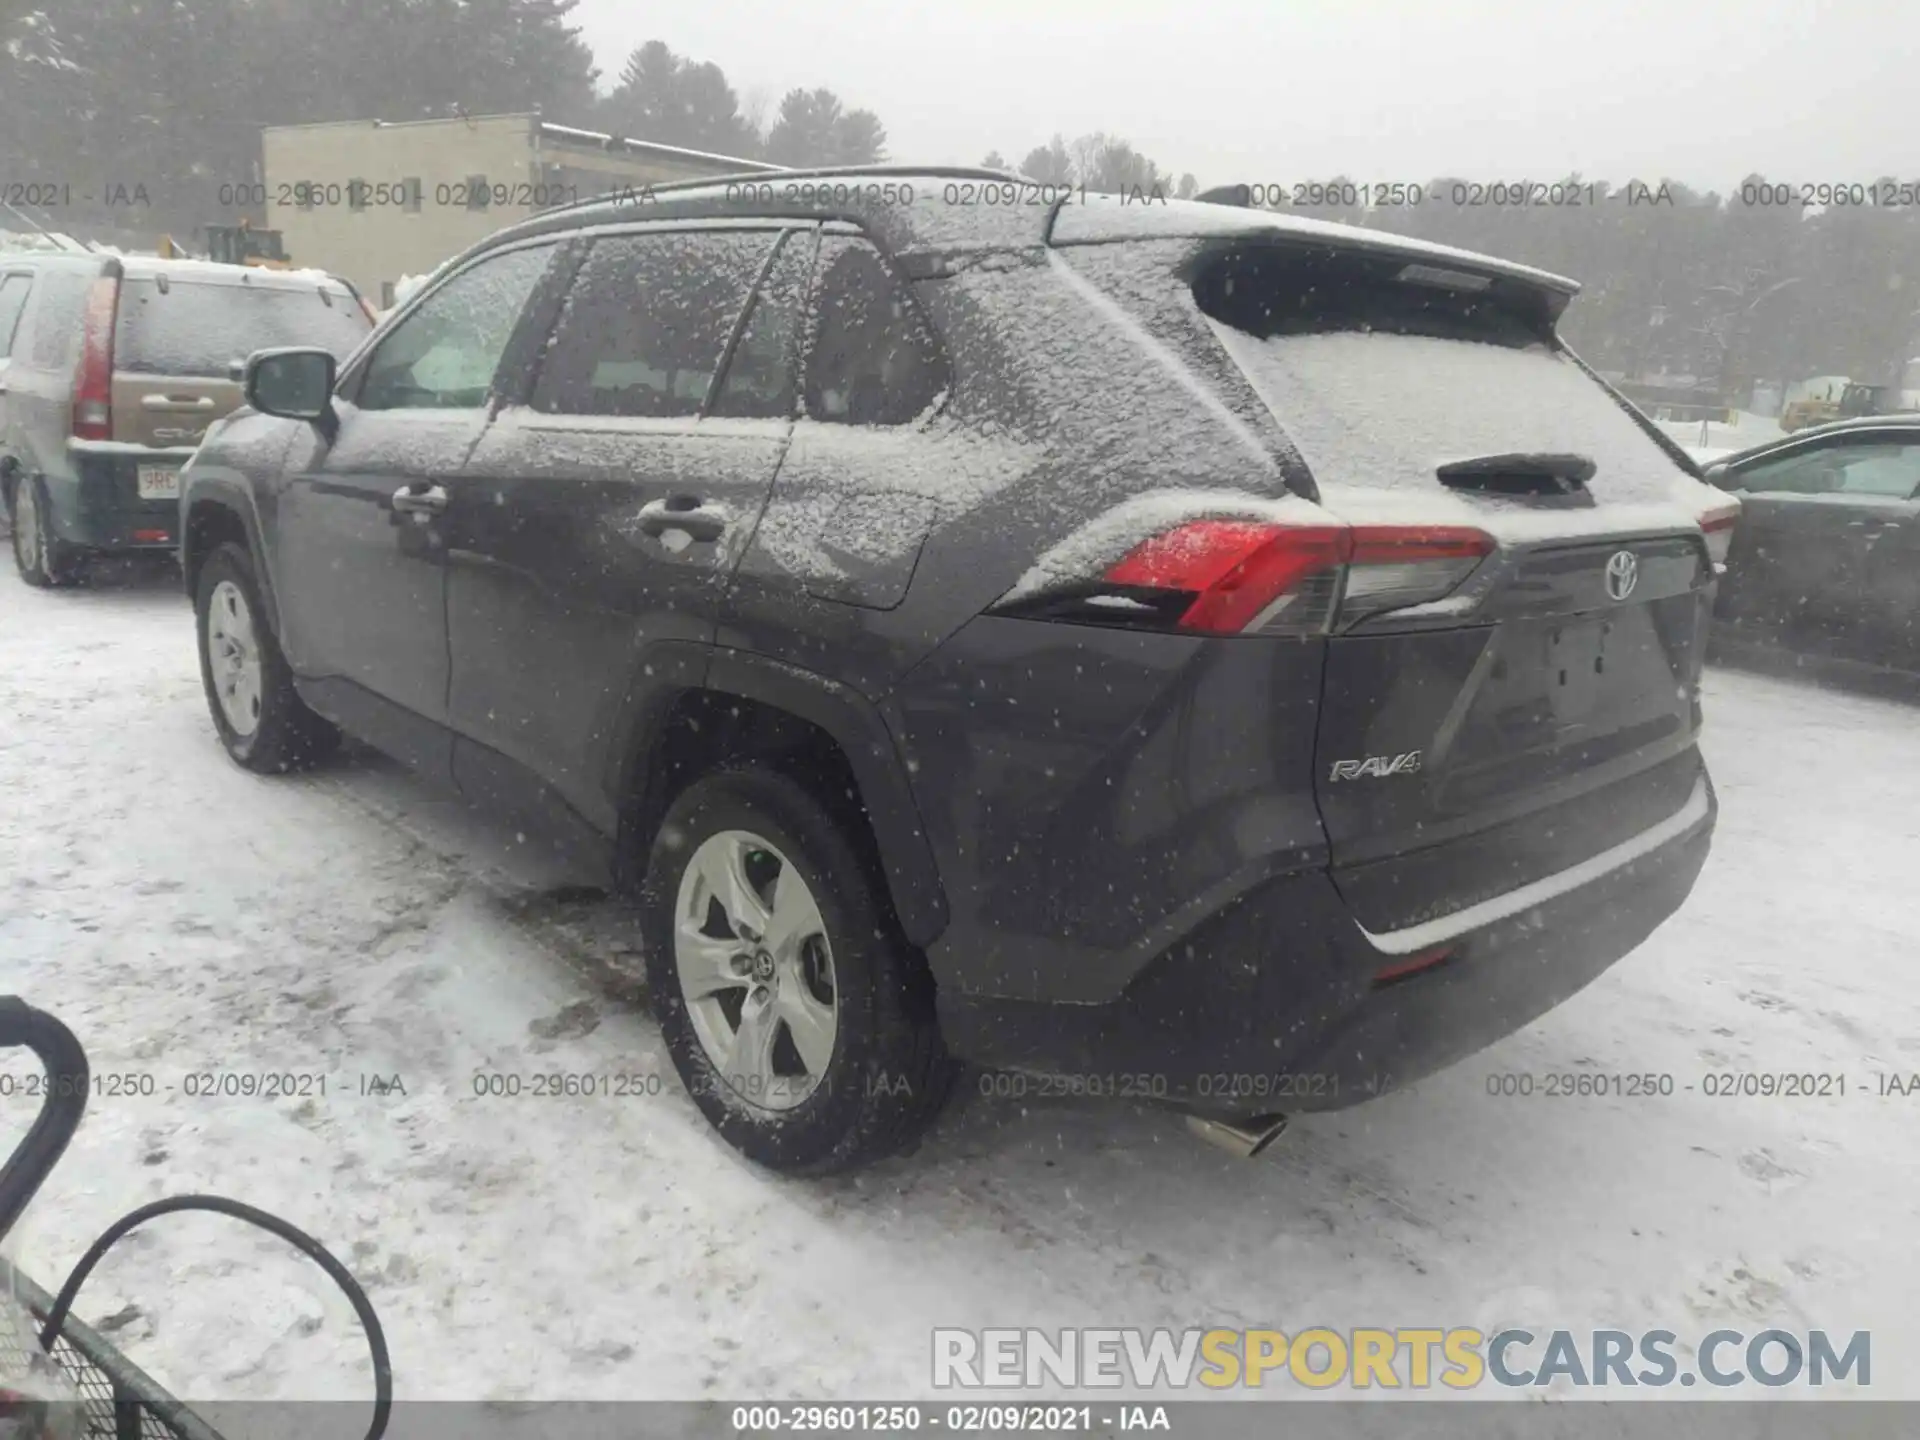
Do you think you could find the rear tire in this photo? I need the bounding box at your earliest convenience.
[641,766,953,1174]
[11,478,82,588]
[195,542,339,773]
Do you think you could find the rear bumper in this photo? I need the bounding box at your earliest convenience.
[40,444,190,551]
[938,773,1715,1112]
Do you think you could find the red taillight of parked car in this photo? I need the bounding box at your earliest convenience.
[1700,501,1740,572]
[1079,520,1495,635]
[70,275,119,442]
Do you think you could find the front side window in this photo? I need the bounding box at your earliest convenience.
[356,242,555,411]
[1735,440,1920,500]
[802,236,948,425]
[530,230,772,419]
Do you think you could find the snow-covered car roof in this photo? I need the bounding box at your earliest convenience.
[116,256,353,292]
[478,165,1583,300]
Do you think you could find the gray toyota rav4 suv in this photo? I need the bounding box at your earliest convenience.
[0,251,370,585]
[176,166,1736,1173]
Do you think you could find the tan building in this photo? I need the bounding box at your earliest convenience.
[261,113,780,303]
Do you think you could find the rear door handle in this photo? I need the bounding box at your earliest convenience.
[637,495,727,544]
[391,483,448,516]
[141,395,217,412]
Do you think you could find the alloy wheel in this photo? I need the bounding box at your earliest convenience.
[206,579,264,737]
[673,829,839,1112]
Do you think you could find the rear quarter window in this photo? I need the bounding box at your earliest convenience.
[0,274,33,354]
[26,270,92,369]
[114,279,373,377]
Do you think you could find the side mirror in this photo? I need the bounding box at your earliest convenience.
[1703,462,1739,491]
[245,347,336,424]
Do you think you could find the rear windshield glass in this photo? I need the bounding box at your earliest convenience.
[1184,242,1689,498]
[114,278,372,376]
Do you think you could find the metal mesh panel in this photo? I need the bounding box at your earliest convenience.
[1,1260,225,1440]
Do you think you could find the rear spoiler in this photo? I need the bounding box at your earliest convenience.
[1049,191,1581,321]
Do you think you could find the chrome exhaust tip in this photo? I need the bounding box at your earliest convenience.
[1184,1112,1289,1158]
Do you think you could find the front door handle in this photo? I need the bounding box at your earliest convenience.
[391,483,448,516]
[637,495,726,544]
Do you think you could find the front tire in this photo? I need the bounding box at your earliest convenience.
[11,477,82,588]
[195,542,339,772]
[642,767,953,1174]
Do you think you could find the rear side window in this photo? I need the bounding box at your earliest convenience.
[115,278,373,377]
[531,230,773,419]
[709,229,814,420]
[1734,440,1920,499]
[27,271,92,369]
[0,274,33,355]
[802,236,947,425]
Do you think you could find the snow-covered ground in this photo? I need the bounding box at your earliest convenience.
[3,561,1919,1403]
[1657,411,1785,468]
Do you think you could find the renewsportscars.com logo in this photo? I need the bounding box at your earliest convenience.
[932,1327,1871,1391]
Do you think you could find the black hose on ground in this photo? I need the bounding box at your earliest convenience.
[37,1195,392,1440]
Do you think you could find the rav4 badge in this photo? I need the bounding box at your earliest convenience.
[1329,751,1424,782]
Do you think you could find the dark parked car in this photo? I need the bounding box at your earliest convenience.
[1702,415,1920,673]
[0,251,372,586]
[176,167,1734,1173]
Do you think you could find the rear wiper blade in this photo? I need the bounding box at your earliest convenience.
[1437,452,1596,500]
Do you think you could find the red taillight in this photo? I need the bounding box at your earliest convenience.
[1088,521,1493,635]
[71,275,119,441]
[1374,945,1455,985]
[1106,520,1350,634]
[1700,501,1740,571]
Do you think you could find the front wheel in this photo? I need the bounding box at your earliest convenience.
[194,542,339,772]
[641,767,953,1174]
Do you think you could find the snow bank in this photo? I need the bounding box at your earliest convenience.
[1655,411,1784,458]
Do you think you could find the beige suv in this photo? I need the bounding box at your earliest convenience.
[0,251,372,586]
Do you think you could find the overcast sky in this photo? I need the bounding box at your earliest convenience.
[571,0,1908,193]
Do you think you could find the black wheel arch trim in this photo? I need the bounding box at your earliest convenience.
[180,478,279,634]
[609,644,951,949]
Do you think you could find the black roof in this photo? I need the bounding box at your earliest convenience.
[1716,411,1920,465]
[447,163,1581,307]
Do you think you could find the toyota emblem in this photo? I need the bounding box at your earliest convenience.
[1604,550,1639,602]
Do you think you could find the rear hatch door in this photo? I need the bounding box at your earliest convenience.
[1196,241,1718,937]
[110,271,372,506]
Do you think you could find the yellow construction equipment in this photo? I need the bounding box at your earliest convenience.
[157,218,293,269]
[1780,381,1889,433]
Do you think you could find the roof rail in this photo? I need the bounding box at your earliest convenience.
[534,163,1031,219]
